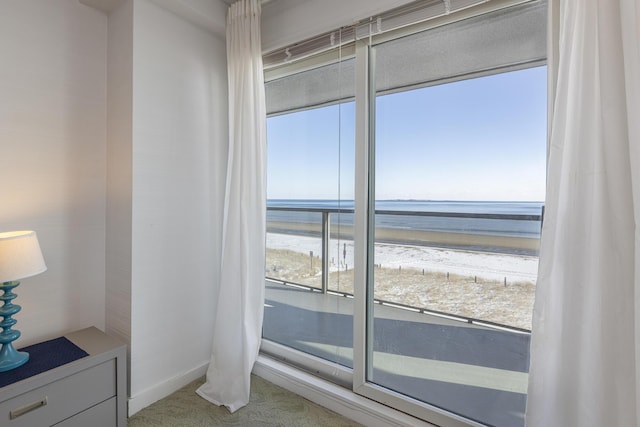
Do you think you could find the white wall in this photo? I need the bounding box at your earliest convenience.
[0,0,107,344]
[105,0,134,380]
[0,0,227,413]
[128,0,228,413]
[261,0,416,52]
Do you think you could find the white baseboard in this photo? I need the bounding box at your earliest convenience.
[253,355,436,427]
[128,361,209,416]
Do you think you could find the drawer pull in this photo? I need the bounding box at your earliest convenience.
[10,397,48,420]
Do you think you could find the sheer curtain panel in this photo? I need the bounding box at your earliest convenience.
[526,0,640,425]
[197,0,267,413]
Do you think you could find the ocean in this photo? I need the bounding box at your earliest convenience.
[267,199,544,239]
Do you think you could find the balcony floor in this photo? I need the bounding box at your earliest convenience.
[264,279,530,427]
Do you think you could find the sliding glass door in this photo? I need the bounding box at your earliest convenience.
[263,1,547,425]
[262,52,357,374]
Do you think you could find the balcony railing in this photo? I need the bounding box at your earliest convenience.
[266,205,543,332]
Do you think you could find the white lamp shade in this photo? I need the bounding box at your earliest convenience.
[0,231,47,283]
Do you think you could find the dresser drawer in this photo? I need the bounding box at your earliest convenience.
[54,397,116,427]
[0,359,116,426]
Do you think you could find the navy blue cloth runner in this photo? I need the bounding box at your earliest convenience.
[0,337,88,388]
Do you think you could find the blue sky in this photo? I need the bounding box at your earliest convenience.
[266,66,547,202]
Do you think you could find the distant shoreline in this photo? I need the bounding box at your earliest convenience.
[267,198,545,204]
[267,221,539,255]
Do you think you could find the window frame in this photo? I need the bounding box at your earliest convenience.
[262,1,547,425]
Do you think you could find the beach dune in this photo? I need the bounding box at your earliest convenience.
[266,228,538,330]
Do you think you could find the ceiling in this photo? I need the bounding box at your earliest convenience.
[79,0,228,36]
[80,0,278,13]
[79,0,125,13]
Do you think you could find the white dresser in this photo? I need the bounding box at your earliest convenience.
[0,327,127,426]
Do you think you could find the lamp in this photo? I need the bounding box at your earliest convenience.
[0,231,46,372]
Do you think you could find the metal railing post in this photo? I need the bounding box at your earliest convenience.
[322,211,330,294]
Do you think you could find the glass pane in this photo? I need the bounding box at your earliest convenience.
[263,62,355,369]
[370,58,546,426]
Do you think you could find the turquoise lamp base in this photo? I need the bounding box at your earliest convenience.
[0,343,28,372]
[0,281,29,372]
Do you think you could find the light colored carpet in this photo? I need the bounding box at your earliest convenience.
[128,375,362,426]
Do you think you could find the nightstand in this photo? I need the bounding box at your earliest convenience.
[0,327,127,426]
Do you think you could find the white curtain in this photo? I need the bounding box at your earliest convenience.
[526,0,640,426]
[196,0,266,413]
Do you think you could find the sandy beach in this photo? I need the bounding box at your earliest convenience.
[266,231,537,330]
